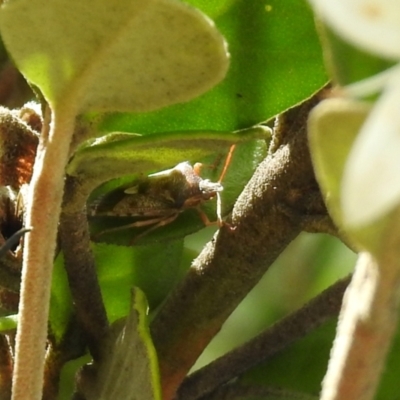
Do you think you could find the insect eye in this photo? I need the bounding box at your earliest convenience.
[199,180,223,194]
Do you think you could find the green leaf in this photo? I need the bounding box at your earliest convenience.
[49,253,73,343]
[94,0,327,133]
[67,126,269,186]
[0,314,18,332]
[94,240,186,320]
[49,230,187,346]
[240,319,336,395]
[0,0,229,113]
[308,98,370,226]
[339,76,400,228]
[79,288,161,400]
[307,97,398,255]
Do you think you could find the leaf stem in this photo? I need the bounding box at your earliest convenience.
[11,107,75,400]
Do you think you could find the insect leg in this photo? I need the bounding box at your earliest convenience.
[195,207,217,227]
[218,144,236,184]
[128,213,180,244]
[215,144,236,226]
[94,212,180,244]
[95,216,170,237]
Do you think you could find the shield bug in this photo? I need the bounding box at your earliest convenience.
[88,145,235,243]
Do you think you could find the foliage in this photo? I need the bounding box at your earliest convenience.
[1,1,399,400]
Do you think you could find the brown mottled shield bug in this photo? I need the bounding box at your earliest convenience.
[88,145,235,243]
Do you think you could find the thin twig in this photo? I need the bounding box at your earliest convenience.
[59,181,109,360]
[176,275,350,400]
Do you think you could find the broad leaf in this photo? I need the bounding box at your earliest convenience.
[67,126,270,194]
[308,98,371,227]
[0,0,229,114]
[95,0,327,133]
[78,288,161,400]
[0,314,18,332]
[308,97,400,256]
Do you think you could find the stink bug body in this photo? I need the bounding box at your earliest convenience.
[88,146,235,244]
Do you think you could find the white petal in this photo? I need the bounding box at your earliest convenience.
[309,0,400,60]
[342,73,400,226]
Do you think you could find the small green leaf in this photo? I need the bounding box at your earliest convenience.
[308,97,371,227]
[80,288,161,400]
[308,97,399,255]
[0,314,18,332]
[341,76,400,227]
[0,0,229,113]
[67,126,270,197]
[94,240,185,320]
[49,253,73,343]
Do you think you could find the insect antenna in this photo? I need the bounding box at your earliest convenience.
[216,144,236,226]
[218,144,236,184]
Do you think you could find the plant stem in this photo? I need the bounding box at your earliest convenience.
[321,252,400,400]
[59,201,108,360]
[0,334,12,399]
[176,275,350,400]
[11,108,75,400]
[150,86,332,400]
